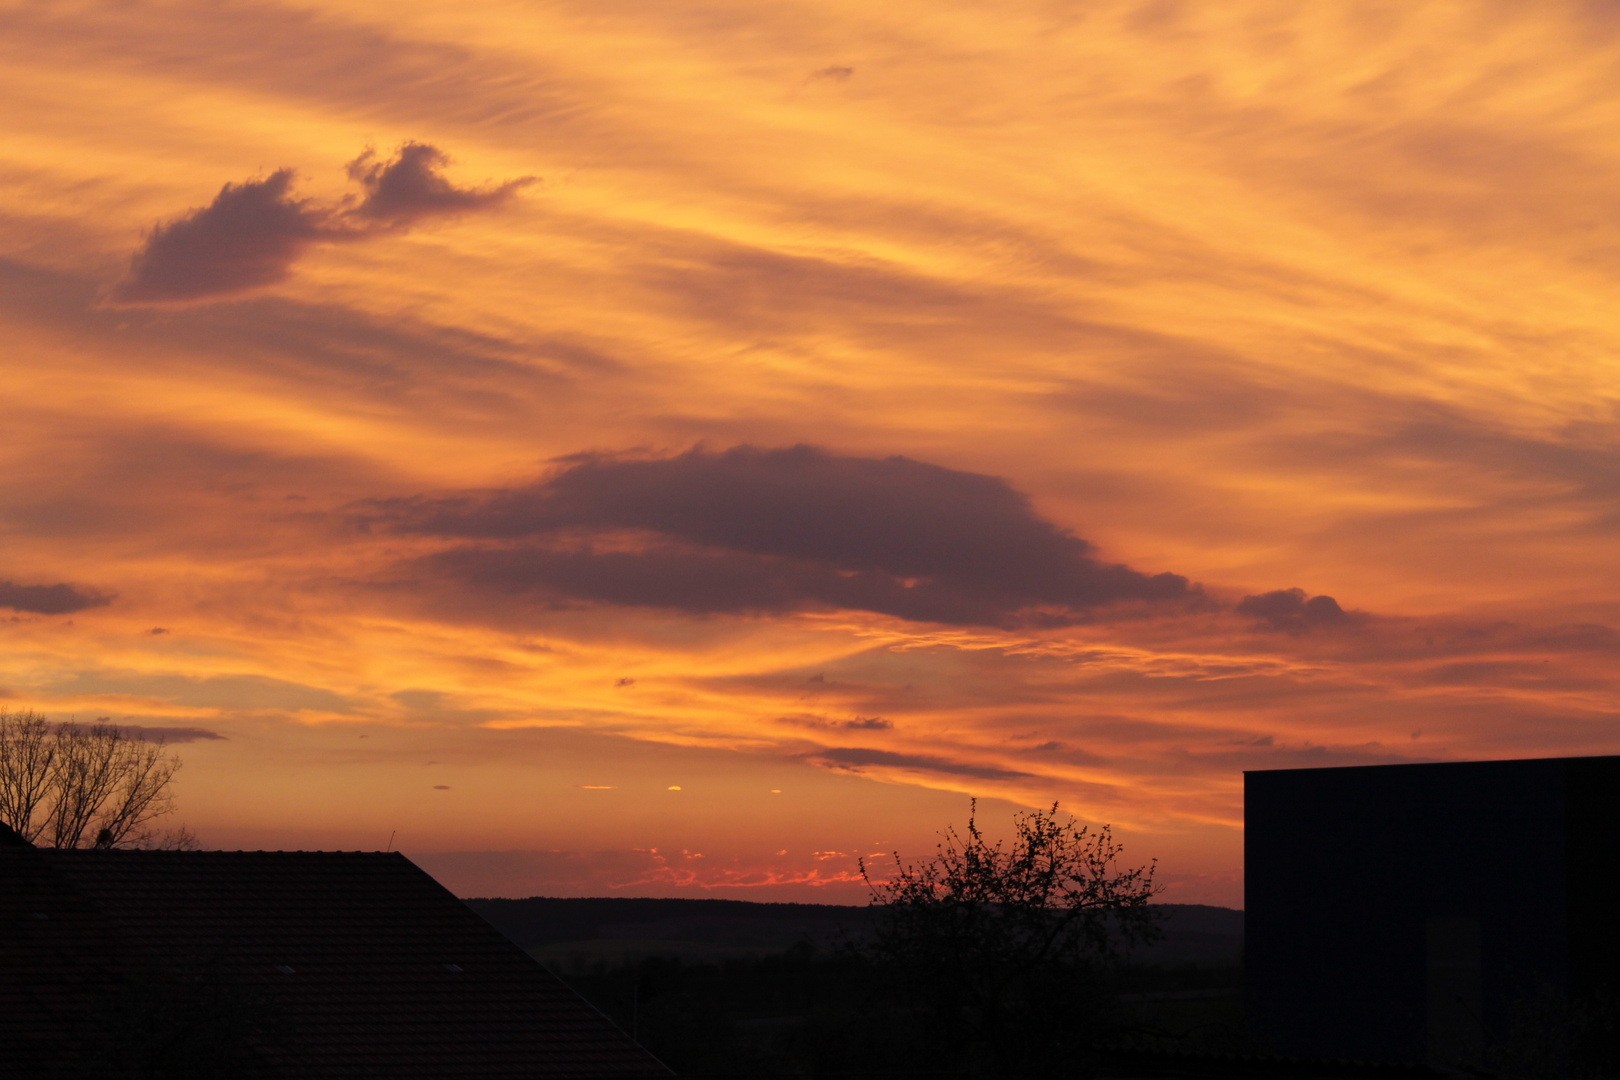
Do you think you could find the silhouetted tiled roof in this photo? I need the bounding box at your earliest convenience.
[0,844,134,1079]
[0,847,670,1078]
[1096,1046,1495,1079]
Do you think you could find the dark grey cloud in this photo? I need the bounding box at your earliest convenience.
[0,578,112,615]
[110,170,334,305]
[777,713,892,731]
[346,143,534,225]
[812,746,1033,782]
[109,144,532,305]
[67,720,224,744]
[1237,588,1350,634]
[133,725,224,743]
[375,444,1195,627]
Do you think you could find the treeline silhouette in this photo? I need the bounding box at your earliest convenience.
[466,898,1244,1079]
[468,803,1241,1079]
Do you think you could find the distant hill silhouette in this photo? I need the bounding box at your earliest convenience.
[464,897,1241,968]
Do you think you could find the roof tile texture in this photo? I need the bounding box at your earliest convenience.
[1,849,669,1079]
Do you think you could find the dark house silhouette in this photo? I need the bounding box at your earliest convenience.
[0,825,669,1078]
[1246,755,1620,1066]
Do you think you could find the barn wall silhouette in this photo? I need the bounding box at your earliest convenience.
[1246,755,1620,1064]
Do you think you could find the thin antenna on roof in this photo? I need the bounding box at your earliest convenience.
[386,830,396,853]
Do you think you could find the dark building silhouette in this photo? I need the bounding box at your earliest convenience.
[0,825,669,1078]
[1246,755,1620,1066]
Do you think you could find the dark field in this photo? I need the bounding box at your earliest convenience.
[466,897,1245,1078]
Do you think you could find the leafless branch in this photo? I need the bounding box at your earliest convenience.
[0,710,57,842]
[0,712,183,848]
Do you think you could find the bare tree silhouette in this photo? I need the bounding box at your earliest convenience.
[0,709,189,848]
[858,800,1161,1078]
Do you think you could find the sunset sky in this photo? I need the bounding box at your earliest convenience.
[4,0,1619,908]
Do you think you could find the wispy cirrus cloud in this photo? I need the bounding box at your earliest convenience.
[811,745,1035,782]
[6,0,1620,909]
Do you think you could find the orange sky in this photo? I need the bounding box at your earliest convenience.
[4,0,1619,907]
